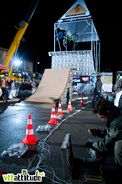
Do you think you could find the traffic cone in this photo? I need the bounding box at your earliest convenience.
[48,105,59,125]
[21,114,39,145]
[80,97,85,107]
[67,99,73,113]
[56,101,64,117]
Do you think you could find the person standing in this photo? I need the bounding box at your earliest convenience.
[8,80,16,99]
[114,76,122,108]
[92,75,103,107]
[66,87,70,105]
[0,76,9,99]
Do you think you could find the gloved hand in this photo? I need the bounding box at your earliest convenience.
[83,141,93,148]
[88,128,102,137]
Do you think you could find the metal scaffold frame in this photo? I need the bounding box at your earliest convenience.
[49,0,100,75]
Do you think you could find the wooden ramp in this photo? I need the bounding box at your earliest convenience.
[25,68,70,103]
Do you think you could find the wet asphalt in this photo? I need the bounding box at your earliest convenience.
[0,98,105,183]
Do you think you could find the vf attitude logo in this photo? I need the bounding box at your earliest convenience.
[2,169,45,182]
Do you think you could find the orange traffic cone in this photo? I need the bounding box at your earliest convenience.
[67,99,73,113]
[21,114,39,144]
[48,105,59,125]
[80,97,85,107]
[56,101,64,117]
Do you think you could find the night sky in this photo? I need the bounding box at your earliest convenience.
[0,0,121,73]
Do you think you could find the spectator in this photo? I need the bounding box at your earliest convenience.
[92,75,103,107]
[114,76,122,108]
[0,87,2,97]
[66,87,70,105]
[0,76,9,99]
[114,76,122,93]
[8,80,16,99]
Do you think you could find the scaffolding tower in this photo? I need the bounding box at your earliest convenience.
[48,0,100,76]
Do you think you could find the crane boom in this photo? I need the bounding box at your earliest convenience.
[3,21,28,68]
[3,0,40,78]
